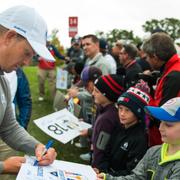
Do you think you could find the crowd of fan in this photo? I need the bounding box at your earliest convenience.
[53,32,180,179]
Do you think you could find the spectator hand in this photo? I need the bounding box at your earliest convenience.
[143,70,152,75]
[67,87,79,98]
[93,167,100,174]
[79,129,88,136]
[97,172,106,180]
[78,118,84,122]
[35,143,57,166]
[65,57,70,64]
[65,56,70,61]
[2,156,25,174]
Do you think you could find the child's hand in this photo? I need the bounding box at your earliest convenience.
[93,167,99,174]
[94,168,106,180]
[78,118,84,122]
[97,172,106,180]
[79,129,88,136]
[67,87,79,98]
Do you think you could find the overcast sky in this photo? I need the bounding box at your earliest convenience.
[0,0,179,47]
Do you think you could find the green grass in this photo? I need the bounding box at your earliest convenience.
[23,66,89,164]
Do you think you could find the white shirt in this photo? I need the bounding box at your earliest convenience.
[104,54,117,74]
[4,71,18,114]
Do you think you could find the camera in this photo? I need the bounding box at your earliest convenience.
[136,71,161,86]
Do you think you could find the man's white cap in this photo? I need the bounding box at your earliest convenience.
[0,5,55,61]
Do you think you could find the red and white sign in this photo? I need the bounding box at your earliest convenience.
[69,17,78,37]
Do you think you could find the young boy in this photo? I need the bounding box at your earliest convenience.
[97,97,180,180]
[91,74,125,168]
[96,86,150,176]
[76,66,103,160]
[74,66,102,151]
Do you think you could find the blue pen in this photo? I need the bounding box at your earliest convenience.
[34,140,54,166]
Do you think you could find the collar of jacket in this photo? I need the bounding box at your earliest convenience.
[124,60,136,69]
[159,143,180,165]
[161,54,180,73]
[88,52,102,65]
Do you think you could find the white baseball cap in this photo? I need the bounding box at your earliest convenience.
[0,5,55,61]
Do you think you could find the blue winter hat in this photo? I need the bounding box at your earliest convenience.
[145,97,180,122]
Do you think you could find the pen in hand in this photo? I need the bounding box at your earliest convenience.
[34,140,54,166]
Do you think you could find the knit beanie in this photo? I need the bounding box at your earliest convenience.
[94,74,125,102]
[117,87,150,120]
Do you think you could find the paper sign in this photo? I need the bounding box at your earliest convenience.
[56,68,68,90]
[34,109,91,144]
[16,156,96,180]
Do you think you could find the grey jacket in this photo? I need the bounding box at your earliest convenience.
[106,145,180,180]
[77,89,94,124]
[0,73,39,173]
[85,53,111,75]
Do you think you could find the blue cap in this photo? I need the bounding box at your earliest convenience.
[145,97,180,122]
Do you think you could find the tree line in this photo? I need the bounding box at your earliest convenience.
[96,18,180,46]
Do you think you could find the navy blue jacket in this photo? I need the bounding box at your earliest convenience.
[14,68,32,129]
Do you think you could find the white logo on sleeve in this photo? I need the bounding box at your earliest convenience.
[121,142,128,151]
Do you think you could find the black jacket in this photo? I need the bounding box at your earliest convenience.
[125,60,142,88]
[99,122,148,176]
